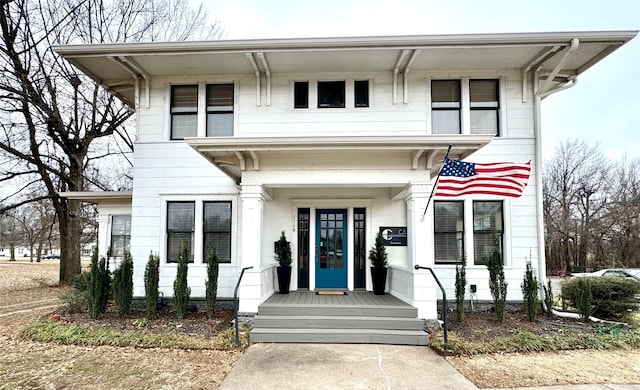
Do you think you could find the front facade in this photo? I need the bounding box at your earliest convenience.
[55,31,636,319]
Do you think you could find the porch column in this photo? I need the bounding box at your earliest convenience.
[238,184,269,313]
[405,182,438,319]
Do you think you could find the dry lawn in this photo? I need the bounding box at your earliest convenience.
[0,260,639,389]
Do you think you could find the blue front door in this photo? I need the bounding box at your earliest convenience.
[315,209,347,289]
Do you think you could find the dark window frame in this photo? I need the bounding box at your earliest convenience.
[317,80,346,108]
[434,200,465,264]
[473,200,504,265]
[167,201,195,263]
[203,201,232,264]
[354,80,369,108]
[294,81,309,109]
[170,85,198,140]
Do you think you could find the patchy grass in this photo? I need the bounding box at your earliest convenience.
[21,319,251,351]
[430,327,640,355]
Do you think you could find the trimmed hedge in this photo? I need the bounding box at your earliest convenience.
[562,276,640,320]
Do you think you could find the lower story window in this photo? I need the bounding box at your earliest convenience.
[203,201,232,263]
[434,201,464,264]
[473,201,503,265]
[167,201,195,263]
[109,215,131,257]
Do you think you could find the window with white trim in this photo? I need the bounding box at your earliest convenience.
[431,80,461,134]
[318,81,345,108]
[473,201,503,265]
[167,201,195,263]
[203,201,232,263]
[434,201,464,264]
[206,84,234,136]
[109,215,131,257]
[470,79,499,135]
[170,85,198,140]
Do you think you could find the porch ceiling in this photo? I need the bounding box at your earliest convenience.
[186,134,494,184]
[53,31,637,107]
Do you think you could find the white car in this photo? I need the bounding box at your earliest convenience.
[571,268,640,282]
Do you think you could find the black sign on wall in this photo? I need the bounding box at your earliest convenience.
[379,227,407,246]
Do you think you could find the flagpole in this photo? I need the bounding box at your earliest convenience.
[421,144,453,219]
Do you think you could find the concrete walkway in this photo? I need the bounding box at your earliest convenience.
[220,343,477,389]
[221,343,640,390]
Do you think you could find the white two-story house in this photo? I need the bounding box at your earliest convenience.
[55,31,636,344]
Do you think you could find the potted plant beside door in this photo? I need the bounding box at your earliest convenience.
[369,231,388,295]
[275,231,292,294]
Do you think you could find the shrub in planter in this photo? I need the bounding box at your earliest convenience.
[369,231,388,295]
[275,231,292,294]
[562,276,640,320]
[145,252,160,318]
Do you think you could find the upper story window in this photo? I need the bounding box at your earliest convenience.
[318,81,345,108]
[294,81,309,108]
[431,80,461,134]
[354,80,369,108]
[170,85,198,140]
[206,84,234,137]
[470,79,499,135]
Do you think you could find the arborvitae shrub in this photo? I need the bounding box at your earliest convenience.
[206,250,219,318]
[173,244,191,320]
[455,256,466,321]
[87,246,110,319]
[113,251,134,318]
[521,261,539,322]
[485,235,507,322]
[145,252,160,318]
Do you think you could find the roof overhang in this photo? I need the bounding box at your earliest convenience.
[58,191,133,205]
[53,31,637,106]
[186,135,494,184]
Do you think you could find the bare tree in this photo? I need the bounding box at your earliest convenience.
[0,0,224,283]
[543,139,610,274]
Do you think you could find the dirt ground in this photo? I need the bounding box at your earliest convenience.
[1,260,639,389]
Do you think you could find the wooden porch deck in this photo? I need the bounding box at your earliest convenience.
[262,291,411,307]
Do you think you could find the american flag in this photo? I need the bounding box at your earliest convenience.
[435,158,531,198]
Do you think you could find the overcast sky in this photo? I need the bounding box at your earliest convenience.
[212,0,640,160]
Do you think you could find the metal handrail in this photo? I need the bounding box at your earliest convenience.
[234,266,253,348]
[414,265,448,350]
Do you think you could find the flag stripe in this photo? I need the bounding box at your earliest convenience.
[435,159,531,198]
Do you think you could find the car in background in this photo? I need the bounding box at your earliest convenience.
[571,268,640,282]
[43,254,60,259]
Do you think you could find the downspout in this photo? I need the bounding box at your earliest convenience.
[532,39,579,302]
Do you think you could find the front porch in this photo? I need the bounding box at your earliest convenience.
[250,291,429,346]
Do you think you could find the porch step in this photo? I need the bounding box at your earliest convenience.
[250,328,429,346]
[254,315,424,330]
[250,293,429,346]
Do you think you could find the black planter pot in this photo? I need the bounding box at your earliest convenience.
[277,266,292,294]
[371,266,388,295]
